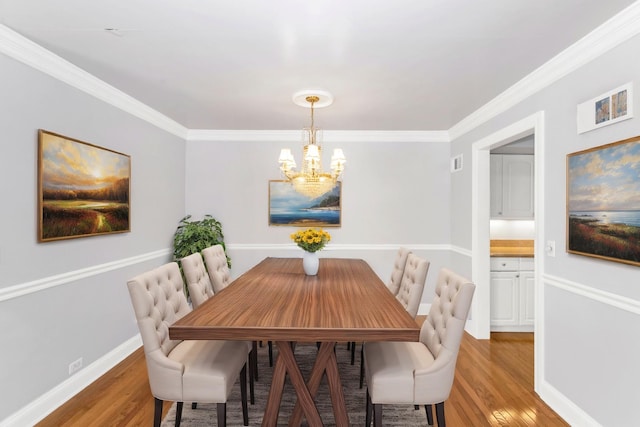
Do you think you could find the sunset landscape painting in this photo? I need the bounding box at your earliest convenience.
[567,135,640,266]
[38,130,131,241]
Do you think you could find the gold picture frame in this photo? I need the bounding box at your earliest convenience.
[38,130,131,242]
[567,135,640,266]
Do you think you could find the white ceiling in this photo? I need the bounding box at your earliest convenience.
[1,0,637,131]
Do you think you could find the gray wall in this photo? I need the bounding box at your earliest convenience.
[450,34,640,426]
[0,54,186,421]
[184,137,453,301]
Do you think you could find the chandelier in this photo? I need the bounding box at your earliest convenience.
[278,91,346,199]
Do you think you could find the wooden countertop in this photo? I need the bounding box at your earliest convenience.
[490,239,534,257]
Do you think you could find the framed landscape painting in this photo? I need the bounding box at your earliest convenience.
[567,135,640,266]
[38,130,131,242]
[268,180,341,227]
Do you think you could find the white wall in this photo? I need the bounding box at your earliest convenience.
[184,136,453,302]
[450,33,640,426]
[0,53,186,423]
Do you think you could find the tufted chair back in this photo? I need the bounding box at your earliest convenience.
[386,247,411,296]
[202,244,231,294]
[416,268,475,401]
[395,254,430,318]
[181,252,214,308]
[127,262,191,397]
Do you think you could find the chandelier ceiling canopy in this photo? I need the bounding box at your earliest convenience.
[278,90,346,199]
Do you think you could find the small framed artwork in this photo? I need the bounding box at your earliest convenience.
[577,82,633,134]
[38,130,131,242]
[268,180,341,227]
[567,135,640,266]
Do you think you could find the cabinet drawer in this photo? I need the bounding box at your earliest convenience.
[490,257,519,271]
[519,258,534,271]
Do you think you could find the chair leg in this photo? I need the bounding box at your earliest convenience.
[359,345,365,388]
[251,341,259,382]
[435,402,445,427]
[268,341,273,366]
[248,354,255,405]
[373,403,382,427]
[191,402,197,409]
[240,364,249,426]
[351,341,356,364]
[175,401,183,427]
[217,403,226,427]
[153,398,163,427]
[365,388,372,427]
[425,404,433,426]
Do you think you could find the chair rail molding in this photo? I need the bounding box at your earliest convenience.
[543,273,640,315]
[228,243,454,252]
[0,249,171,302]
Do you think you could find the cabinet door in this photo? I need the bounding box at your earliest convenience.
[490,155,504,217]
[519,271,535,326]
[502,155,534,218]
[490,271,519,326]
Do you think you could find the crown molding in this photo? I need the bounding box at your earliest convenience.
[449,1,640,140]
[186,129,450,143]
[0,24,188,139]
[3,1,640,143]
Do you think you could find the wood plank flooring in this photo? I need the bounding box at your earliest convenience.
[37,327,567,426]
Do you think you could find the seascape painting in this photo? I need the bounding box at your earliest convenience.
[269,180,341,227]
[567,135,640,266]
[38,130,131,242]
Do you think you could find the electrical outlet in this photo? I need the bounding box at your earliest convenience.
[68,357,83,375]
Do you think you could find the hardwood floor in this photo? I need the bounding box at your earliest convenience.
[37,329,567,426]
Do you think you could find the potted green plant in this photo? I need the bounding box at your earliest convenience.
[173,215,231,295]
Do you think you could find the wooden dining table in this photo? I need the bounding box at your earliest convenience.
[169,257,420,427]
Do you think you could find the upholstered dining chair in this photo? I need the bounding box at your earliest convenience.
[202,245,273,369]
[181,251,256,401]
[358,253,430,387]
[201,244,231,294]
[363,268,475,427]
[349,247,412,364]
[127,262,249,427]
[395,253,431,318]
[387,247,412,296]
[181,251,215,308]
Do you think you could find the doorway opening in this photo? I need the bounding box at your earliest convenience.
[469,111,545,392]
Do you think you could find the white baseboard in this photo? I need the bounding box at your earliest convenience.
[538,379,601,427]
[0,335,142,427]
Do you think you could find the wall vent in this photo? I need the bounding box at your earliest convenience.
[451,154,463,172]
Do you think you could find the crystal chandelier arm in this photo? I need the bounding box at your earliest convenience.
[278,148,296,175]
[330,148,346,177]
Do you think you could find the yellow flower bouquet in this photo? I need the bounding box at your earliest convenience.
[290,228,331,253]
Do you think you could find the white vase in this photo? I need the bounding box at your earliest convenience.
[303,251,319,276]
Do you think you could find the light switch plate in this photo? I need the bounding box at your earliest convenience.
[546,240,556,257]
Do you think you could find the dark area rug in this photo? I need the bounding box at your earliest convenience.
[162,342,428,426]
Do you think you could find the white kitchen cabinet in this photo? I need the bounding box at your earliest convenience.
[490,257,534,332]
[490,154,534,219]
